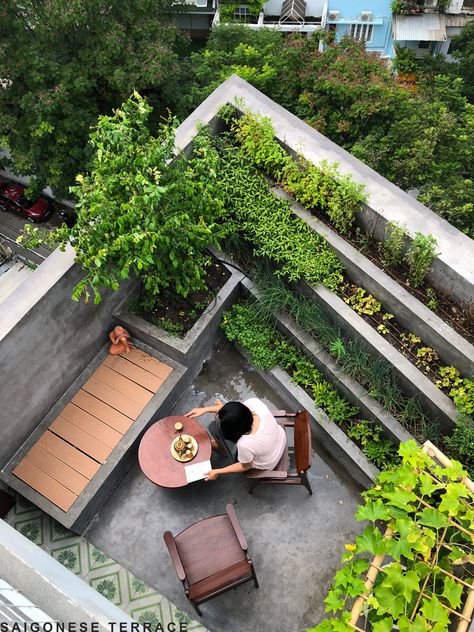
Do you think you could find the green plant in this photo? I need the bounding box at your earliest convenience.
[381,221,407,267]
[230,111,367,234]
[450,378,474,416]
[415,346,439,373]
[344,287,381,316]
[423,288,437,312]
[393,43,417,73]
[391,0,404,12]
[436,365,463,390]
[348,420,398,469]
[217,140,344,290]
[405,233,438,288]
[445,415,474,476]
[377,312,394,335]
[311,441,474,632]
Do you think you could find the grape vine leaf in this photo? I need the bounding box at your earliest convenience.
[397,614,429,632]
[438,483,469,515]
[374,586,405,619]
[382,488,417,511]
[417,507,449,529]
[355,499,390,523]
[324,589,345,614]
[442,576,463,609]
[418,473,444,497]
[421,595,451,630]
[355,525,386,555]
[386,535,415,561]
[382,563,420,600]
[372,617,393,632]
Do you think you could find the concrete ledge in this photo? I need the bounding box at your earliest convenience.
[113,258,243,364]
[0,519,135,629]
[0,341,188,533]
[298,281,459,430]
[272,186,474,378]
[241,277,414,446]
[235,345,379,490]
[176,74,474,306]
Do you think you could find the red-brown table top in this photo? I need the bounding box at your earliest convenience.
[138,415,212,488]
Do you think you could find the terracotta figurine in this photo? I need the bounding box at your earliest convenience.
[108,326,133,355]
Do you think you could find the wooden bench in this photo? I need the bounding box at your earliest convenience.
[12,347,173,513]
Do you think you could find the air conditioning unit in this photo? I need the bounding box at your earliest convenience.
[424,0,438,8]
[360,10,372,20]
[328,10,340,20]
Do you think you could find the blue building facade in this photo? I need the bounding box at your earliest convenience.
[326,0,394,57]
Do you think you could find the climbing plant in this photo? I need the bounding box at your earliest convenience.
[310,441,474,632]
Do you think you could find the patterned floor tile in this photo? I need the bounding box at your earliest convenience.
[86,541,118,573]
[125,571,159,604]
[14,514,46,547]
[50,542,84,575]
[128,601,165,630]
[88,569,123,606]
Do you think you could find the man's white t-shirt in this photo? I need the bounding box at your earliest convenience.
[236,398,287,470]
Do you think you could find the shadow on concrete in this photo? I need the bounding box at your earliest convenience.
[86,340,364,632]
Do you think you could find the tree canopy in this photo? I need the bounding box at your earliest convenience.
[19,93,226,303]
[0,0,186,197]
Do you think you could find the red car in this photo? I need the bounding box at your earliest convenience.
[0,182,51,222]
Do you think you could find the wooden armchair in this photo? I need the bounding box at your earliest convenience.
[163,503,259,616]
[245,410,313,495]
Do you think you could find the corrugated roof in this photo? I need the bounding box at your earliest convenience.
[393,13,446,41]
[445,13,474,27]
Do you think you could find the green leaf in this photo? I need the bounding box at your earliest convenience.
[382,563,420,601]
[386,536,415,561]
[438,483,469,516]
[397,614,429,632]
[355,500,390,523]
[442,576,463,609]
[355,526,386,556]
[372,617,393,632]
[324,589,345,614]
[417,507,449,530]
[382,487,417,511]
[421,595,451,630]
[374,586,405,619]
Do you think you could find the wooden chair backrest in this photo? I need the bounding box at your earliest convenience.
[294,410,312,473]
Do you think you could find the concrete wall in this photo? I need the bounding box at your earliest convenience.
[0,249,131,466]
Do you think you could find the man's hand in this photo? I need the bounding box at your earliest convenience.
[204,469,220,481]
[184,407,208,418]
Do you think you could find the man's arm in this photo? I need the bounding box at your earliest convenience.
[185,399,223,418]
[205,461,252,481]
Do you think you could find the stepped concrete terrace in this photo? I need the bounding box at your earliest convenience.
[86,340,363,632]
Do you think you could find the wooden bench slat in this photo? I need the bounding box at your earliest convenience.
[13,459,77,512]
[93,364,154,405]
[49,416,112,463]
[124,347,173,380]
[72,390,134,433]
[25,444,90,495]
[61,402,123,447]
[38,432,101,478]
[81,376,145,419]
[103,355,163,392]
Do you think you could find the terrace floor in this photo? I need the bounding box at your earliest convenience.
[86,340,364,632]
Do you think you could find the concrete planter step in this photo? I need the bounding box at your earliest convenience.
[241,277,415,447]
[113,259,243,367]
[272,185,474,378]
[297,280,459,430]
[234,343,379,490]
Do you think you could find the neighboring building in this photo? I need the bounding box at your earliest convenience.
[326,0,394,57]
[392,0,474,59]
[213,0,327,33]
[175,0,217,38]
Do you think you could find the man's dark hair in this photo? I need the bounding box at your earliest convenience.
[218,401,253,443]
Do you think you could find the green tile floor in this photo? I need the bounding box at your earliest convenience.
[5,495,207,632]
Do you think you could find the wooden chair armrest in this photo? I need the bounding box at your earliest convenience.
[226,503,248,551]
[277,420,295,427]
[163,531,186,581]
[272,410,297,418]
[245,469,288,479]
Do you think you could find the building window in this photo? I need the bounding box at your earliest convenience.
[350,23,373,42]
[234,6,251,18]
[418,40,430,48]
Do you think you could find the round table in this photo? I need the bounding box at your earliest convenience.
[138,415,212,488]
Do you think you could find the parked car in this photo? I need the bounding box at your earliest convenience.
[0,182,51,222]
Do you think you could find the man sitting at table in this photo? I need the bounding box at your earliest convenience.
[185,398,286,481]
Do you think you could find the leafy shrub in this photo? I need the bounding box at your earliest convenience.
[230,111,367,234]
[218,143,344,290]
[445,415,474,476]
[344,287,381,316]
[347,420,398,469]
[381,221,407,267]
[405,233,438,288]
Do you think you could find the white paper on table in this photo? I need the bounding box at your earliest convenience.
[185,459,212,484]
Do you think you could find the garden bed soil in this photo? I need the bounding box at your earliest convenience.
[306,204,474,344]
[129,258,230,337]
